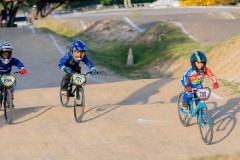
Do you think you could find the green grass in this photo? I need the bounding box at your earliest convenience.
[34,18,78,38]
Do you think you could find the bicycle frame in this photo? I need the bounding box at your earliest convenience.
[190,98,207,117]
[178,87,213,144]
[70,85,80,96]
[180,97,210,127]
[0,71,19,124]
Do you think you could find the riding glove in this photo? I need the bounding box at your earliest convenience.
[213,83,219,89]
[20,69,27,75]
[64,67,72,74]
[91,67,97,75]
[185,85,192,92]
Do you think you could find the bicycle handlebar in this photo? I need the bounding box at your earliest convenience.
[12,71,20,74]
[68,71,98,76]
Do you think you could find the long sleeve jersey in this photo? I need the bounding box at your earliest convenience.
[181,67,217,88]
[58,52,94,71]
[0,57,25,74]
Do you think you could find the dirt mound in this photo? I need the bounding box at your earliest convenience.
[207,36,240,82]
[36,17,240,83]
[85,19,240,83]
[166,35,240,83]
[85,19,139,42]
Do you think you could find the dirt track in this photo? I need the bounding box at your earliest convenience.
[0,28,240,160]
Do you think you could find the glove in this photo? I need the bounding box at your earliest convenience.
[213,83,219,89]
[185,85,192,92]
[91,67,97,75]
[20,69,27,75]
[64,67,72,74]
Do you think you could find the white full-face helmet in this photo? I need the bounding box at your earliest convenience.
[0,42,13,64]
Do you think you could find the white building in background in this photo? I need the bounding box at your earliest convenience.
[149,0,180,8]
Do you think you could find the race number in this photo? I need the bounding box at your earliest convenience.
[196,87,211,101]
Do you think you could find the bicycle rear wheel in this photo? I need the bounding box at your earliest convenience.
[4,89,13,124]
[177,91,191,126]
[198,109,213,145]
[74,86,85,123]
[60,75,70,107]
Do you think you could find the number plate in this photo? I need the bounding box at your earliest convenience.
[196,87,211,101]
[1,74,16,87]
[72,74,86,86]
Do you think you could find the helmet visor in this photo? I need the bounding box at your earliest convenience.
[73,50,85,59]
[1,51,11,59]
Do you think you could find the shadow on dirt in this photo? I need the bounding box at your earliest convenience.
[81,104,121,123]
[0,106,53,127]
[82,78,176,123]
[117,78,176,105]
[210,97,240,144]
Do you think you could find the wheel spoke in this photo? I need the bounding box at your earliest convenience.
[60,76,70,107]
[199,110,213,145]
[4,89,13,124]
[178,92,190,126]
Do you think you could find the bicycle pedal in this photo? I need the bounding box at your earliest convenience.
[61,90,68,96]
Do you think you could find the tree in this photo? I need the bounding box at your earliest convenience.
[0,0,26,27]
[0,0,77,27]
[34,0,73,18]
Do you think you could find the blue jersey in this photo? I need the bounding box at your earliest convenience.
[58,52,94,71]
[0,57,25,74]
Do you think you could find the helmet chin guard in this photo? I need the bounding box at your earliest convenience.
[1,58,11,64]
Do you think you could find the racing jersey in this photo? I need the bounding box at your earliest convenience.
[58,52,94,71]
[0,57,25,74]
[181,67,217,88]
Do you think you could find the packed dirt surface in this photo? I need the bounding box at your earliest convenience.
[1,17,240,160]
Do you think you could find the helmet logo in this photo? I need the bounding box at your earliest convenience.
[195,51,201,62]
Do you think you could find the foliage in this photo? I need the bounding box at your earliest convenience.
[219,79,240,94]
[0,0,82,27]
[100,0,113,5]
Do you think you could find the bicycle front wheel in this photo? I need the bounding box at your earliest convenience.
[60,76,70,107]
[198,109,213,145]
[74,86,85,123]
[4,89,13,124]
[177,91,191,126]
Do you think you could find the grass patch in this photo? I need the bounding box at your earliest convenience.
[34,17,80,38]
[219,79,240,94]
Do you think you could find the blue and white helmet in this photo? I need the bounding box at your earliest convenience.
[0,42,13,64]
[70,40,87,61]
